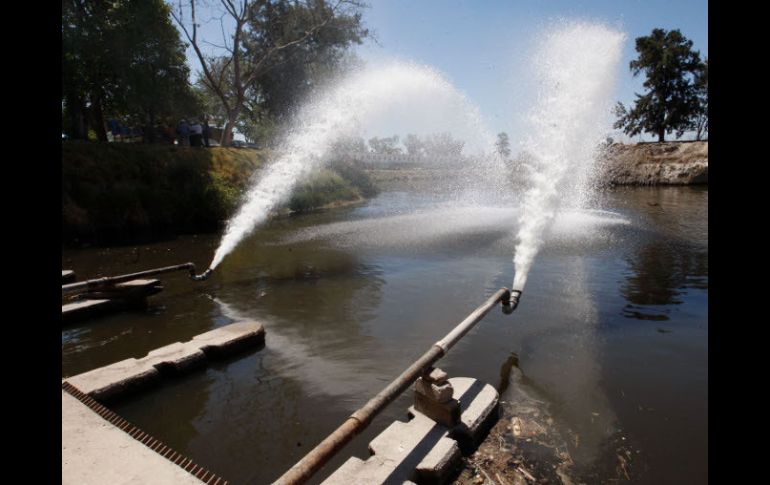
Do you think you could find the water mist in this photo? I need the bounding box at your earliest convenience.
[209,61,495,270]
[511,21,625,291]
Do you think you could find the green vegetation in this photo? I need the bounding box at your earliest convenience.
[62,0,199,141]
[62,143,376,245]
[289,170,360,212]
[174,0,369,146]
[614,29,707,142]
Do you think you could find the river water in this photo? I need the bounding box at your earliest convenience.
[62,185,707,484]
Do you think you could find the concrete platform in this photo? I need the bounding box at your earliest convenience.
[446,377,500,448]
[64,320,265,401]
[62,279,163,324]
[322,378,498,485]
[62,270,76,284]
[62,389,206,485]
[81,278,163,299]
[62,298,115,321]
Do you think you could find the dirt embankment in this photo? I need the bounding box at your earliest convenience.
[598,141,708,186]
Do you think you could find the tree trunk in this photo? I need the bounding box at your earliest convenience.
[221,111,238,146]
[65,95,89,140]
[90,93,108,142]
[657,129,665,143]
[146,110,156,144]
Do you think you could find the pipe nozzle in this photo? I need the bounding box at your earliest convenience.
[190,267,214,281]
[502,289,522,314]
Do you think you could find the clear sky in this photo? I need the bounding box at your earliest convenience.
[178,0,708,143]
[354,0,708,142]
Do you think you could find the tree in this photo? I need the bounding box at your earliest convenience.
[495,132,511,159]
[245,2,368,122]
[422,132,464,158]
[112,1,200,142]
[63,0,117,140]
[614,29,703,142]
[403,134,425,157]
[62,0,197,141]
[691,57,708,140]
[368,135,401,155]
[171,0,368,146]
[330,135,367,155]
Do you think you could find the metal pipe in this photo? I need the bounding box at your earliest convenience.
[502,289,522,314]
[190,268,214,281]
[61,262,208,296]
[273,287,514,485]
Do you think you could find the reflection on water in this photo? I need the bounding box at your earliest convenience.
[621,241,708,320]
[61,186,707,484]
[617,186,708,323]
[498,254,618,480]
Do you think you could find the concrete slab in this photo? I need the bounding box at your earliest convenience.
[62,279,164,325]
[414,432,461,484]
[62,270,76,284]
[62,298,111,314]
[62,389,204,485]
[81,278,163,300]
[65,320,265,401]
[323,411,457,484]
[447,377,499,447]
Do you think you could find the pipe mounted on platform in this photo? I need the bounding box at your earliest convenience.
[61,262,213,296]
[274,286,521,485]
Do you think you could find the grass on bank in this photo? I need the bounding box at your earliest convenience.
[62,142,377,245]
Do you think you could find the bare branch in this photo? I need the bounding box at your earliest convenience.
[171,0,233,113]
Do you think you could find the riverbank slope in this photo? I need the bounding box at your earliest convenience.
[62,143,375,246]
[598,140,708,185]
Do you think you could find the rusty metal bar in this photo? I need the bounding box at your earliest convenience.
[273,287,513,485]
[61,262,202,296]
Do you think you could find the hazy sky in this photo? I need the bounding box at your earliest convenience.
[178,0,707,144]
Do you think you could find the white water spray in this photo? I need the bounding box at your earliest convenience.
[511,21,625,291]
[209,61,495,270]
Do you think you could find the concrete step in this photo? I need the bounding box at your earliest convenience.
[64,320,265,401]
[62,270,76,284]
[322,378,498,485]
[447,377,500,448]
[62,278,163,324]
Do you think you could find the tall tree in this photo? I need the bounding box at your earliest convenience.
[171,0,368,146]
[614,29,703,142]
[692,57,708,140]
[495,132,511,159]
[62,0,115,140]
[62,0,197,141]
[111,0,199,142]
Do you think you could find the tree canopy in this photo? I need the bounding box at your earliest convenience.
[173,0,368,146]
[368,136,402,155]
[62,0,198,141]
[614,28,706,142]
[495,132,511,159]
